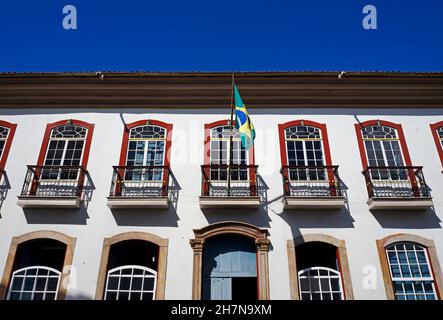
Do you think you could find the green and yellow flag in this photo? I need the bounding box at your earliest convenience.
[234,85,255,150]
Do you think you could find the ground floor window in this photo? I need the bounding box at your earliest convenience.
[6,238,66,300]
[103,240,158,300]
[296,241,344,300]
[386,242,437,300]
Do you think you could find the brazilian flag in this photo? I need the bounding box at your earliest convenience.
[234,85,255,150]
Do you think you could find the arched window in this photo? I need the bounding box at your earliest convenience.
[202,120,256,199]
[104,265,157,300]
[430,121,443,168]
[294,241,345,300]
[111,120,173,198]
[362,125,404,169]
[125,124,167,181]
[0,120,17,170]
[8,266,61,300]
[209,124,247,181]
[278,120,339,199]
[4,237,69,300]
[42,124,88,180]
[386,242,437,300]
[298,267,344,300]
[283,124,325,180]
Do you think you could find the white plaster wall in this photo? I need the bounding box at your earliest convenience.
[0,108,442,300]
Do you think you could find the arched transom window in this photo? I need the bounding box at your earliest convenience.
[7,266,61,300]
[104,265,157,300]
[386,242,437,300]
[298,267,344,300]
[125,125,167,181]
[284,125,325,180]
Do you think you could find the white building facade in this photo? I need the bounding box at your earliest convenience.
[0,71,442,300]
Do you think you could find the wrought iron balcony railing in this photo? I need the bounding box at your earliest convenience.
[280,165,342,198]
[201,164,258,197]
[20,165,88,198]
[109,166,171,198]
[362,166,430,199]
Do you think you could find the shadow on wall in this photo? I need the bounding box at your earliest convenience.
[111,206,180,227]
[0,171,11,217]
[23,205,90,225]
[372,207,442,229]
[202,206,272,229]
[279,207,355,231]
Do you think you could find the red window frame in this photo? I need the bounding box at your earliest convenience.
[203,119,256,194]
[354,119,413,169]
[36,119,95,168]
[118,119,173,167]
[117,119,173,194]
[277,119,336,196]
[277,119,333,167]
[430,121,443,168]
[0,120,17,170]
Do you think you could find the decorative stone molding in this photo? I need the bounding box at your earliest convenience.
[287,233,354,300]
[0,230,76,300]
[190,221,270,300]
[95,232,169,300]
[376,233,443,300]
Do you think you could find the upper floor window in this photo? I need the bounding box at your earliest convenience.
[430,121,443,168]
[125,125,166,181]
[209,124,247,181]
[386,242,437,300]
[283,124,325,180]
[117,120,172,183]
[0,120,17,170]
[44,125,87,170]
[361,125,404,168]
[36,120,94,182]
[37,120,94,170]
[277,120,342,199]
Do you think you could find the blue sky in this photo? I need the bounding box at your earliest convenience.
[0,0,442,72]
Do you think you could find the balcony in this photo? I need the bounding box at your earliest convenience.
[107,166,171,209]
[363,166,432,211]
[199,164,261,208]
[281,165,345,210]
[17,165,88,208]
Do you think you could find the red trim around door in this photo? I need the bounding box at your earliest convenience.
[36,119,95,168]
[118,119,173,167]
[277,119,333,166]
[354,120,413,170]
[0,120,17,170]
[430,121,443,168]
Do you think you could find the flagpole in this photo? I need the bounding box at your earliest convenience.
[227,73,235,196]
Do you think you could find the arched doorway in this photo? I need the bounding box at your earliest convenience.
[0,231,76,300]
[190,221,270,300]
[95,232,168,300]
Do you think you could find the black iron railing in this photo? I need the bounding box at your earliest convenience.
[280,165,342,198]
[362,166,430,199]
[109,166,170,198]
[20,165,87,198]
[201,164,258,197]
